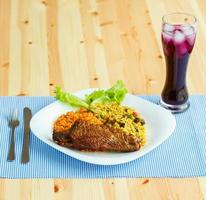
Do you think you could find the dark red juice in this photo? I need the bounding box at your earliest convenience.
[161,24,196,105]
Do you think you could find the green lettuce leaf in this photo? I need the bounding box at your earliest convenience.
[85,90,105,104]
[86,80,127,105]
[54,80,128,108]
[54,86,89,108]
[105,80,127,103]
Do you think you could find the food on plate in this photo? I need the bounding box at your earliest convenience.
[92,102,146,146]
[54,80,127,109]
[53,108,102,134]
[53,120,141,152]
[53,80,146,152]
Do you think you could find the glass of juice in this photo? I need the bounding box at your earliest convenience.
[160,12,197,113]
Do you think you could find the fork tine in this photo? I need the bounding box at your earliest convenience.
[12,109,18,120]
[8,108,18,122]
[8,108,13,121]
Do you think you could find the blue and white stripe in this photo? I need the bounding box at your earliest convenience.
[0,96,205,178]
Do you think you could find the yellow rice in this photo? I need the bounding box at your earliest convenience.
[92,103,146,146]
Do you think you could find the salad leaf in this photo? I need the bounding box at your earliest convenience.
[86,80,127,105]
[89,95,111,105]
[54,86,89,108]
[105,80,128,103]
[54,80,128,108]
[85,90,105,104]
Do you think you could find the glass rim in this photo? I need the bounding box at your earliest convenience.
[162,12,197,26]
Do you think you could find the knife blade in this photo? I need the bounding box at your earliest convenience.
[21,107,32,163]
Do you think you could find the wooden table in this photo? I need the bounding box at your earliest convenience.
[0,0,206,199]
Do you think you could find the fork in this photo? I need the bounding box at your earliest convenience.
[7,109,20,161]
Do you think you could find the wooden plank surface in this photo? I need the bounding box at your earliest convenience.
[0,0,206,199]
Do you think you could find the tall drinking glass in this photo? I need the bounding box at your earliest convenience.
[160,13,197,113]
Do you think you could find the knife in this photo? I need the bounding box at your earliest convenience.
[21,107,32,163]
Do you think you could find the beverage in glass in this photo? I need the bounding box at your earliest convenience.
[160,13,197,113]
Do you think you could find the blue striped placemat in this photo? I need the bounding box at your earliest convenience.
[0,96,206,178]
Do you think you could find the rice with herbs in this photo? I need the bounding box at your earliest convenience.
[92,103,146,146]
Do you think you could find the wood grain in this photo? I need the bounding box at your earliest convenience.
[0,0,206,199]
[0,0,10,96]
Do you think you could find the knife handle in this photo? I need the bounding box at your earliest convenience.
[21,133,30,163]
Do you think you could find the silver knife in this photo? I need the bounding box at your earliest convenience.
[21,107,32,163]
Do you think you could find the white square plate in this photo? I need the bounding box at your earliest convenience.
[30,89,176,165]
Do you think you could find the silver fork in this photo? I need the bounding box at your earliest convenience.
[7,109,20,161]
